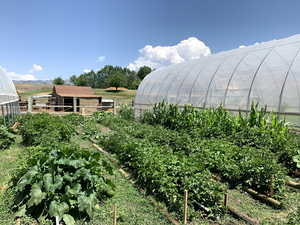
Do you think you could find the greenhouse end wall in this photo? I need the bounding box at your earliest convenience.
[134,34,300,126]
[0,68,20,124]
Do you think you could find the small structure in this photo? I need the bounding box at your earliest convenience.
[51,85,102,113]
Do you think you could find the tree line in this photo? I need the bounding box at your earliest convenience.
[53,65,152,91]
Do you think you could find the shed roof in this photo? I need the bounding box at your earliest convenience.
[53,85,99,98]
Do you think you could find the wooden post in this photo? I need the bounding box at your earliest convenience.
[28,97,33,113]
[224,193,228,207]
[113,99,117,115]
[73,97,77,113]
[183,190,188,224]
[112,204,117,225]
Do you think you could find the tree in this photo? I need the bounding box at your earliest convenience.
[53,77,64,85]
[70,75,77,85]
[137,66,152,80]
[108,72,126,91]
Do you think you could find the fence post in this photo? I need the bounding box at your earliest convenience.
[73,97,77,113]
[113,99,117,115]
[28,97,32,113]
[184,190,188,224]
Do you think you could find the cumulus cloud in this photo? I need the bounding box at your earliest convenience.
[97,56,106,62]
[29,64,43,73]
[128,37,211,71]
[83,69,91,73]
[0,66,36,81]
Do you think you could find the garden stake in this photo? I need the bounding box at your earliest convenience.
[224,193,228,207]
[112,204,117,225]
[184,190,188,224]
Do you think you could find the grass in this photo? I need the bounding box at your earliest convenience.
[93,89,136,105]
[0,136,36,224]
[15,83,136,105]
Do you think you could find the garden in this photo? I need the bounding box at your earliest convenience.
[0,102,300,224]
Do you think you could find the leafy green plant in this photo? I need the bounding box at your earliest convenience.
[0,125,15,150]
[292,150,300,168]
[287,207,300,224]
[62,113,85,127]
[119,104,134,121]
[12,143,115,224]
[18,113,74,146]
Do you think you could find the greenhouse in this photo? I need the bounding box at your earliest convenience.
[135,34,300,126]
[0,69,20,123]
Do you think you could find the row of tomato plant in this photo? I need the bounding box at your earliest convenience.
[85,114,225,218]
[10,113,115,225]
[91,112,286,198]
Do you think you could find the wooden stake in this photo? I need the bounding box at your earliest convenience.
[183,190,188,224]
[112,204,117,225]
[224,193,228,207]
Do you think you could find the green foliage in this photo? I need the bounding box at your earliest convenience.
[0,125,15,150]
[142,102,299,172]
[52,77,65,85]
[18,113,74,146]
[137,66,152,80]
[13,143,115,222]
[287,207,300,224]
[92,112,286,198]
[292,150,300,168]
[70,65,140,90]
[119,105,134,120]
[100,131,225,217]
[62,113,85,127]
[108,72,126,91]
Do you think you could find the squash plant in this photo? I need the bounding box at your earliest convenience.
[0,125,15,150]
[13,143,115,225]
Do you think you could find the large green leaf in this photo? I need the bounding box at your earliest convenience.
[15,205,26,218]
[78,193,97,217]
[17,166,39,191]
[43,173,53,192]
[63,214,75,225]
[49,201,69,218]
[27,183,46,207]
[65,183,82,197]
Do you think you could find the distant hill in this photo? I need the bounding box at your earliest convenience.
[13,80,72,85]
[13,80,52,84]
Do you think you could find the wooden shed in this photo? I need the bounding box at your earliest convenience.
[51,85,102,113]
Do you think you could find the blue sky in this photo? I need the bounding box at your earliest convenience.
[1,0,300,80]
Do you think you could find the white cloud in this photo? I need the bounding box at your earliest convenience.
[128,37,211,71]
[239,42,260,49]
[0,66,36,81]
[97,56,106,63]
[83,69,91,73]
[29,64,43,73]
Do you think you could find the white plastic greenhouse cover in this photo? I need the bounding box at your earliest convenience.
[0,68,19,104]
[135,34,300,123]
